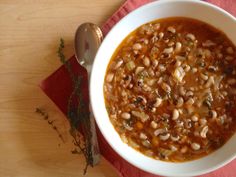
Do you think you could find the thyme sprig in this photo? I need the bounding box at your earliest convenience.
[57,38,75,83]
[35,107,65,143]
[57,38,93,174]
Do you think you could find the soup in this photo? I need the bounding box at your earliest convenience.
[103,17,236,162]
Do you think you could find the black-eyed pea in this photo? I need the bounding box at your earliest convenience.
[175,42,182,53]
[191,114,199,122]
[121,112,131,119]
[172,109,179,120]
[150,121,158,129]
[167,26,176,33]
[200,126,209,138]
[191,142,201,150]
[163,47,174,54]
[139,132,147,140]
[186,33,195,41]
[159,133,170,141]
[143,56,150,67]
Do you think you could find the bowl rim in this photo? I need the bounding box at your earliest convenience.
[90,0,236,176]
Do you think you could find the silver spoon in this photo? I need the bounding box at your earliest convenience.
[74,23,103,165]
[75,23,103,75]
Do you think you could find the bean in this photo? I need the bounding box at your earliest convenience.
[186,98,194,106]
[142,140,151,148]
[175,60,182,67]
[205,76,214,88]
[151,36,159,43]
[200,126,208,138]
[167,26,176,33]
[161,82,171,93]
[208,66,217,72]
[123,75,132,88]
[106,73,114,82]
[154,97,162,107]
[210,110,217,119]
[152,60,159,68]
[191,114,199,122]
[176,120,184,127]
[222,91,228,96]
[158,64,166,72]
[189,87,195,91]
[142,84,151,92]
[170,145,178,152]
[121,112,131,119]
[135,66,144,75]
[226,47,234,54]
[143,56,150,67]
[191,143,201,150]
[137,95,147,104]
[175,55,186,60]
[171,135,180,141]
[179,108,184,114]
[163,47,174,54]
[151,107,156,113]
[147,79,156,86]
[131,111,149,122]
[114,60,123,69]
[123,121,133,131]
[200,73,208,81]
[192,67,198,73]
[179,86,186,96]
[173,66,185,82]
[154,23,161,30]
[159,32,164,39]
[184,65,191,72]
[139,132,147,140]
[202,40,216,47]
[175,42,182,52]
[159,133,170,141]
[154,128,166,136]
[168,41,175,47]
[157,77,163,84]
[186,91,193,97]
[176,97,184,107]
[186,33,196,41]
[172,109,179,120]
[150,121,158,129]
[133,43,142,50]
[185,119,192,129]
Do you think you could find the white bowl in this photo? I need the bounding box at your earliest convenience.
[90,0,236,176]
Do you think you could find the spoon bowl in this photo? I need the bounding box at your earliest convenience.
[74,23,103,74]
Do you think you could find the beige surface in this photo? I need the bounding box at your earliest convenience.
[0,0,124,176]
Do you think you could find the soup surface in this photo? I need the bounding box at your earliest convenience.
[104,17,236,162]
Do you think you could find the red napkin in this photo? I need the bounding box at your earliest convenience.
[40,0,236,177]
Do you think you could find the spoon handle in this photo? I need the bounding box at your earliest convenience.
[74,23,103,165]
